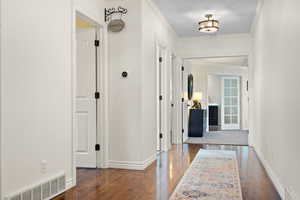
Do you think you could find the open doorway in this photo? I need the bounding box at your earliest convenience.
[184,56,249,146]
[74,13,100,168]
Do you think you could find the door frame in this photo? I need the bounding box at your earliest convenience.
[177,54,249,144]
[155,39,173,152]
[155,42,165,151]
[71,10,108,188]
[221,76,241,130]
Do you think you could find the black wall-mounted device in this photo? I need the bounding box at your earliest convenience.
[122,71,128,78]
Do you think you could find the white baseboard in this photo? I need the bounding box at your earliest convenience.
[285,187,299,200]
[254,147,285,199]
[66,178,74,190]
[107,154,157,170]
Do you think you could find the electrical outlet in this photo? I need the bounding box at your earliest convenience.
[41,160,47,174]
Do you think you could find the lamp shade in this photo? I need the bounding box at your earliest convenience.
[199,14,220,33]
[193,92,203,101]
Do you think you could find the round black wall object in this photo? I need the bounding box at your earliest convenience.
[122,71,128,78]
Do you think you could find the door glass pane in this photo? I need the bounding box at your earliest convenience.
[224,97,231,105]
[224,88,231,96]
[232,107,238,115]
[232,116,238,124]
[225,107,230,114]
[231,79,238,87]
[224,79,230,87]
[223,77,239,128]
[232,97,238,105]
[224,116,231,124]
[232,88,238,96]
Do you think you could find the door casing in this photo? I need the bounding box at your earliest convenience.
[221,76,241,130]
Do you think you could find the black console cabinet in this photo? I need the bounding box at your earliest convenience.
[188,109,204,137]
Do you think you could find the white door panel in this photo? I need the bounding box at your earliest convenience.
[221,77,240,130]
[182,71,189,142]
[76,28,97,168]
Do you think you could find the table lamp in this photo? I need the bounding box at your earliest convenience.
[192,92,202,109]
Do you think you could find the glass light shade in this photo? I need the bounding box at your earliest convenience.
[198,15,220,33]
[193,92,203,102]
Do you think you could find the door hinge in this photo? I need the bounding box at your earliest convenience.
[159,133,163,139]
[182,98,184,102]
[182,129,184,133]
[159,95,163,101]
[95,92,100,99]
[159,57,163,63]
[171,103,174,107]
[95,40,100,47]
[181,66,184,71]
[95,144,100,151]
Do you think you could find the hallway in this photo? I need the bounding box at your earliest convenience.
[1,0,300,199]
[54,144,280,200]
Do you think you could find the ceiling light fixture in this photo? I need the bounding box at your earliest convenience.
[198,14,220,33]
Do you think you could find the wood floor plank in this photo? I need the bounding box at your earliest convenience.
[53,144,281,200]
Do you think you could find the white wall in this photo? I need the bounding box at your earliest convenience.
[177,34,251,59]
[251,0,300,198]
[106,0,178,168]
[190,64,249,130]
[207,74,222,124]
[0,0,104,198]
[141,0,178,157]
[106,0,145,166]
[208,74,222,105]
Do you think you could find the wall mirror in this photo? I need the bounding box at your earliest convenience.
[188,74,193,100]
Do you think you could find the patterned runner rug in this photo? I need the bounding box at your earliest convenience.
[170,150,243,200]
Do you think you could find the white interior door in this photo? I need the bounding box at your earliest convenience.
[182,68,189,142]
[157,51,163,151]
[221,76,240,130]
[76,28,97,168]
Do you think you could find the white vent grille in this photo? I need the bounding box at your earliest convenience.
[10,195,21,200]
[5,174,66,200]
[22,190,32,200]
[42,182,50,199]
[33,186,42,200]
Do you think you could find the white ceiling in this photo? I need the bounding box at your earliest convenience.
[188,56,248,67]
[153,0,257,37]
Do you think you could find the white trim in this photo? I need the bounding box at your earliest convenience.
[221,76,241,130]
[106,154,157,170]
[155,39,171,152]
[285,187,299,200]
[144,0,178,39]
[254,147,285,199]
[65,178,74,190]
[71,6,109,188]
[172,57,184,144]
[250,0,264,36]
[182,53,249,61]
[0,0,2,198]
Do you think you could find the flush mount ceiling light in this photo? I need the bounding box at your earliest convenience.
[198,14,220,33]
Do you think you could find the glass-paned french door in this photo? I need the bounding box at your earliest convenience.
[221,76,240,130]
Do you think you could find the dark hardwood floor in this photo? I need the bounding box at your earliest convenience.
[54,144,281,200]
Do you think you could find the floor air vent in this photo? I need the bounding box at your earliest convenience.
[6,174,66,200]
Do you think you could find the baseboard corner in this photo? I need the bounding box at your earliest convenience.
[107,154,157,171]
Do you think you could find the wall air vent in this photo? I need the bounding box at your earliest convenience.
[5,173,66,200]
